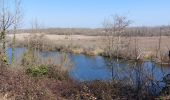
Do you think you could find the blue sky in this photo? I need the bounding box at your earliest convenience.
[22,0,170,28]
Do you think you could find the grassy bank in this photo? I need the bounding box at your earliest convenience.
[0,48,170,99]
[1,33,170,99]
[8,33,170,64]
[0,66,155,100]
[1,65,170,100]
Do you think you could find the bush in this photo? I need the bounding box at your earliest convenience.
[48,65,69,80]
[26,65,49,77]
[26,65,69,80]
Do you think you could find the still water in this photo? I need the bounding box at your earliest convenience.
[6,48,170,83]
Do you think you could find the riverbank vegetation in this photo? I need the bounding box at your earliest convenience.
[1,0,170,100]
[1,63,170,99]
[10,16,170,64]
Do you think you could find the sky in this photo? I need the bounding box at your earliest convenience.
[21,0,170,28]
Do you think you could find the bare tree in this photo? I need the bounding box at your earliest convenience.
[103,15,131,57]
[0,0,22,64]
[103,15,131,80]
[0,0,16,64]
[0,0,14,53]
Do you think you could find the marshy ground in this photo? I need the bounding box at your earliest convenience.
[7,33,170,62]
[0,32,169,99]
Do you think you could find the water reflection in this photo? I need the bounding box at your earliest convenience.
[6,48,170,84]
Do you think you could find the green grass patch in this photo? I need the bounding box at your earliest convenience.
[26,65,49,77]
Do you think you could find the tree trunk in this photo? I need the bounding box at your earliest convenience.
[1,30,6,54]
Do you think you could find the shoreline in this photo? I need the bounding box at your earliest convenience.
[10,44,170,66]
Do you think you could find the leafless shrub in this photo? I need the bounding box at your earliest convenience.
[103,15,131,58]
[0,0,22,65]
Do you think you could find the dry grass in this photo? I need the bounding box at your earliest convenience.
[7,33,170,62]
[8,33,170,51]
[0,66,156,100]
[0,67,67,100]
[0,48,168,99]
[2,33,170,99]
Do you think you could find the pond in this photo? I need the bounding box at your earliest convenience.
[6,48,170,93]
